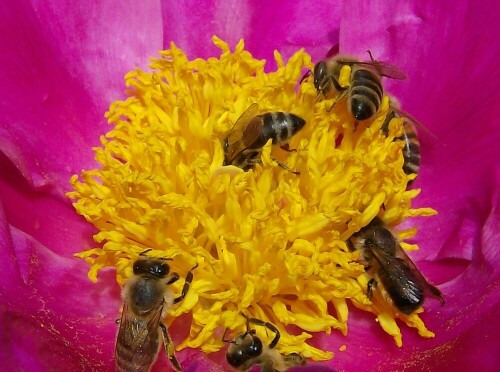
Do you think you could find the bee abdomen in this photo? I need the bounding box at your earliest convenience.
[349,71,383,121]
[116,341,156,372]
[399,121,420,176]
[260,112,306,145]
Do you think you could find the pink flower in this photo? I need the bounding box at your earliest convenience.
[0,1,498,371]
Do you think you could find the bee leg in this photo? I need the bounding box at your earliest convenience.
[279,143,297,153]
[248,157,300,175]
[245,316,281,349]
[173,263,198,304]
[271,157,300,175]
[367,278,378,299]
[160,322,182,371]
[326,89,348,113]
[166,272,180,285]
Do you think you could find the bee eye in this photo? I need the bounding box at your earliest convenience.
[150,262,169,277]
[226,349,245,367]
[247,336,262,357]
[365,238,374,247]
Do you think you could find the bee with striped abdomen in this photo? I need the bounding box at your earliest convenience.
[348,217,444,314]
[305,51,406,127]
[115,256,197,372]
[223,103,306,173]
[223,314,306,371]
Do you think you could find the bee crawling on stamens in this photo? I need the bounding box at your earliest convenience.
[223,314,306,371]
[301,50,406,129]
[115,252,198,372]
[348,217,444,315]
[223,103,306,174]
[381,97,437,185]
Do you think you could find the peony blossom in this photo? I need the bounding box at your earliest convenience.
[0,1,498,371]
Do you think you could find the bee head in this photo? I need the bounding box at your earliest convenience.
[133,258,170,278]
[226,330,263,367]
[313,60,327,90]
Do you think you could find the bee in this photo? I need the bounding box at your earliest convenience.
[115,256,197,372]
[381,106,421,181]
[303,51,406,125]
[223,314,306,371]
[223,103,306,173]
[348,217,444,314]
[381,98,437,184]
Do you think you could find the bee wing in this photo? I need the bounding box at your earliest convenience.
[282,353,306,368]
[225,103,262,162]
[393,106,438,140]
[115,303,163,368]
[336,58,407,80]
[393,246,444,303]
[368,244,425,309]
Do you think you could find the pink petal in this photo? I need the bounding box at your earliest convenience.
[0,0,163,197]
[0,200,118,370]
[0,0,498,370]
[160,0,342,70]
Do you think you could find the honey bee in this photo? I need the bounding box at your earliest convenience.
[348,217,444,314]
[304,51,406,125]
[115,256,197,372]
[223,314,306,371]
[223,103,306,173]
[381,106,421,181]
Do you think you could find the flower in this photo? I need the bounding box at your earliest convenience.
[68,34,438,361]
[0,1,498,371]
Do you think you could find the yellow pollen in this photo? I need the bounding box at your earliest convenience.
[68,36,437,360]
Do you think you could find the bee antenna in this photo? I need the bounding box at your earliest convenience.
[366,50,375,61]
[139,248,153,256]
[222,327,234,343]
[299,69,311,85]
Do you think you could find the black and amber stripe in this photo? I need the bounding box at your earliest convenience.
[349,68,384,121]
[381,110,421,179]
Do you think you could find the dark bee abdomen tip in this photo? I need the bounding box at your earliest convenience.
[394,296,424,315]
[351,99,373,121]
[291,114,306,130]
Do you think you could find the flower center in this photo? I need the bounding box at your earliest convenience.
[68,36,436,360]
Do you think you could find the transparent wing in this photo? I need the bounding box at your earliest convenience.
[115,302,163,368]
[335,57,407,80]
[393,106,438,139]
[224,103,262,162]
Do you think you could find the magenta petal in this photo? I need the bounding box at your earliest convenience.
[0,202,119,370]
[160,0,341,68]
[0,0,162,197]
[0,154,96,256]
[1,0,498,370]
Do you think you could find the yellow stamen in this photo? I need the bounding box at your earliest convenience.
[68,36,436,360]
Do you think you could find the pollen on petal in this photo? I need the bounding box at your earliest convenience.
[69,37,437,360]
